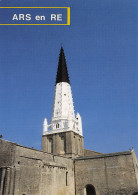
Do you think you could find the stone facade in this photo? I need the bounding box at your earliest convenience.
[0,138,138,195]
[42,131,84,158]
[75,151,138,195]
[0,139,75,195]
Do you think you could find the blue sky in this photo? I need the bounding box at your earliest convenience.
[0,0,137,155]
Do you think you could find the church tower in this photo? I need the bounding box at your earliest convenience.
[42,47,84,157]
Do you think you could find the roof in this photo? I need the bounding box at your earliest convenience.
[75,151,132,161]
[56,47,70,85]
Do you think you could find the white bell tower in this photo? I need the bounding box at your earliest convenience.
[42,47,84,157]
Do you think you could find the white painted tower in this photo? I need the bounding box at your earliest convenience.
[42,47,84,157]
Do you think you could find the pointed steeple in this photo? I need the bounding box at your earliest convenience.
[56,47,70,85]
[42,48,84,157]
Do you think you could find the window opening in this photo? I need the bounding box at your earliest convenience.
[61,136,65,153]
[66,171,68,186]
[49,138,53,153]
[56,123,59,128]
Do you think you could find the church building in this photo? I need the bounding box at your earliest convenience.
[0,47,138,195]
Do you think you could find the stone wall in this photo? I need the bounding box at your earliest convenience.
[75,151,138,195]
[0,139,75,195]
[0,139,16,195]
[14,144,75,195]
[42,131,84,158]
[1,139,138,195]
[131,150,138,186]
[0,139,15,167]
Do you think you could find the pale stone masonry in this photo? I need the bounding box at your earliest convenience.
[0,47,138,195]
[0,139,75,195]
[0,139,138,195]
[75,151,138,195]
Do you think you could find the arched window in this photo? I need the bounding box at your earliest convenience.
[66,171,68,186]
[49,138,53,153]
[78,138,81,155]
[61,136,65,153]
[85,184,96,195]
[56,123,59,129]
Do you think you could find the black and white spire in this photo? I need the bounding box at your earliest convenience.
[43,47,83,136]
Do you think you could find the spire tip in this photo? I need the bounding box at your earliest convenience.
[55,47,70,85]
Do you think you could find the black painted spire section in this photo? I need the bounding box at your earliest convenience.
[56,47,70,85]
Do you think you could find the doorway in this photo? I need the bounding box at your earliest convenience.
[85,184,96,195]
